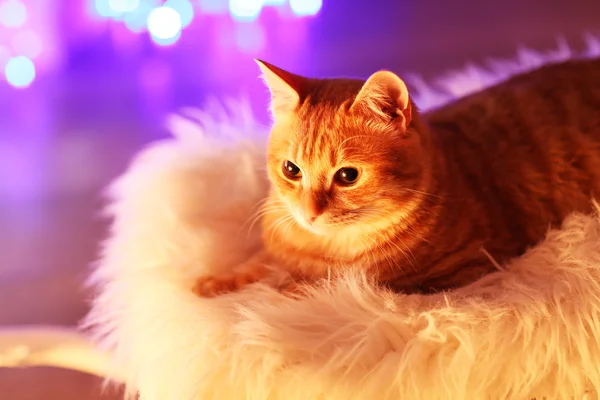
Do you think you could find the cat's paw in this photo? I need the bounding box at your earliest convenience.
[193,273,260,298]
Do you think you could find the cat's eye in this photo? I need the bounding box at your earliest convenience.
[335,167,360,186]
[282,160,302,180]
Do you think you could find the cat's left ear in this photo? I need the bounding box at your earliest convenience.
[350,70,412,130]
[255,59,307,117]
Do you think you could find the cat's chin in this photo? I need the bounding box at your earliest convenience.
[296,220,328,236]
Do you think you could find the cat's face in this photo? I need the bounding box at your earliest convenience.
[258,60,429,236]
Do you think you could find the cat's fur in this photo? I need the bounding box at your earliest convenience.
[194,57,600,296]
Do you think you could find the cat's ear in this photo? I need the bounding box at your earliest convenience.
[255,59,307,116]
[350,70,412,130]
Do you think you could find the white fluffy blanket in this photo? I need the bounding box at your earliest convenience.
[84,37,600,400]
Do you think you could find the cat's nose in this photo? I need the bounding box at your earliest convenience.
[304,210,323,225]
[302,195,327,224]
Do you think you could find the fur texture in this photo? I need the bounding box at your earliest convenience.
[83,37,600,400]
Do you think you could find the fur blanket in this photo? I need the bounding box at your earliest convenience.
[83,37,600,400]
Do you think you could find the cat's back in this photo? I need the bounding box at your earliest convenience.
[423,57,600,253]
[424,57,600,133]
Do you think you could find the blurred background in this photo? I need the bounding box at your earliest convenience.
[0,0,598,398]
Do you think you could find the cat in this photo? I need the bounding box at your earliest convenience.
[193,56,600,297]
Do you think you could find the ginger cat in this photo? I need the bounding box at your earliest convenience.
[194,57,600,297]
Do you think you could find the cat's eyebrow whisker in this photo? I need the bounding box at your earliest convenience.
[338,134,376,148]
[340,146,376,154]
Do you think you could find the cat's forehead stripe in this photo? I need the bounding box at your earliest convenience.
[296,104,339,165]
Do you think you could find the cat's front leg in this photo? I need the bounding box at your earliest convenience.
[193,251,271,297]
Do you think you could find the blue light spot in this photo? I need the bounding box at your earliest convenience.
[150,31,182,46]
[164,0,194,27]
[94,0,119,17]
[229,0,263,22]
[5,56,36,88]
[108,0,140,13]
[289,0,322,16]
[198,0,229,14]
[147,6,182,40]
[123,1,153,32]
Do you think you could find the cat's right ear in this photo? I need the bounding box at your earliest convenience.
[255,59,306,116]
[350,70,412,131]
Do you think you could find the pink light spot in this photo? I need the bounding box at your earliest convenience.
[234,22,266,54]
[11,30,43,59]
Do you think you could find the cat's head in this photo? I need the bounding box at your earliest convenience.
[256,60,432,236]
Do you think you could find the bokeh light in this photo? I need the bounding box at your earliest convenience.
[234,22,266,53]
[123,1,153,32]
[198,0,228,14]
[5,55,35,88]
[88,0,322,47]
[109,0,140,13]
[12,30,43,59]
[94,0,119,18]
[147,6,182,45]
[289,0,322,16]
[0,0,27,28]
[0,45,9,70]
[108,0,140,13]
[229,0,263,22]
[150,31,182,46]
[165,0,194,28]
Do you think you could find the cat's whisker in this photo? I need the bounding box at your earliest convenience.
[364,234,403,274]
[377,232,412,273]
[238,202,287,234]
[241,203,284,228]
[383,232,419,272]
[359,237,376,269]
[403,224,432,245]
[373,229,418,270]
[240,198,278,226]
[339,208,381,225]
[247,197,276,213]
[279,216,297,241]
[404,188,443,199]
[242,207,289,237]
[267,215,296,243]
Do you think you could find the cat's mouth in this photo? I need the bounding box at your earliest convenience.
[292,208,370,234]
[294,213,327,235]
